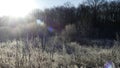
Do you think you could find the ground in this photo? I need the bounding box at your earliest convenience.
[0,39,119,68]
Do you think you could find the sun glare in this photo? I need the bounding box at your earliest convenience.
[36,19,45,26]
[0,0,38,17]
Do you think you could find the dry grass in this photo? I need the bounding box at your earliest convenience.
[0,39,119,68]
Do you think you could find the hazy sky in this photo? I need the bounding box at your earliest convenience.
[0,0,84,17]
[0,0,113,17]
[36,0,84,9]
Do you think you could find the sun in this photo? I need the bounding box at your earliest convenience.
[0,0,38,18]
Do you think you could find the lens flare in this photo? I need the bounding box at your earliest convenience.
[104,61,115,68]
[36,19,45,26]
[48,27,54,32]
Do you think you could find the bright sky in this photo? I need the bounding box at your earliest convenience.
[35,0,84,9]
[0,0,83,17]
[0,0,38,17]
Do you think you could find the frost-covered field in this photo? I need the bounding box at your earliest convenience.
[0,39,120,68]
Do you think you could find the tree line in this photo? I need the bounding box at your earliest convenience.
[32,0,120,42]
[0,0,120,42]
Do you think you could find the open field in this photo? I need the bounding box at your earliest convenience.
[0,0,119,68]
[0,38,119,68]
